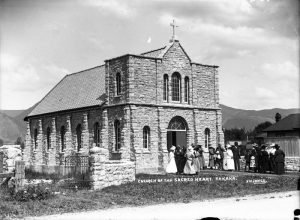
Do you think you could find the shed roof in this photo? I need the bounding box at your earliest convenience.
[263,113,300,132]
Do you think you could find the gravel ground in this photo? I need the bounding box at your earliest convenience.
[26,190,300,220]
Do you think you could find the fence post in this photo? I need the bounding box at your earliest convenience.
[14,160,25,192]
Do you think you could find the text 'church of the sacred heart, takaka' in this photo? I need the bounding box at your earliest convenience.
[24,26,224,177]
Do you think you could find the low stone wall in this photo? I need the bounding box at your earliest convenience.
[89,147,135,190]
[285,157,300,171]
[0,145,22,172]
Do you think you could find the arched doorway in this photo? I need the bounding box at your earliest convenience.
[167,116,187,151]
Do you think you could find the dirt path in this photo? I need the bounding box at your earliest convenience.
[26,191,299,220]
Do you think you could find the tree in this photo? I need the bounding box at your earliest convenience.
[0,139,3,147]
[247,121,273,138]
[254,121,273,134]
[275,113,281,122]
[224,128,248,143]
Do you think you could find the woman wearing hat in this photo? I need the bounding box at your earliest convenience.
[183,145,196,175]
[193,145,203,173]
[225,145,234,171]
[166,146,177,174]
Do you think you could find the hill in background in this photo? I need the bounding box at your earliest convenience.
[1,104,299,144]
[0,105,36,143]
[220,104,300,130]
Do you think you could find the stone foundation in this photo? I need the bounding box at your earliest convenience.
[285,157,300,171]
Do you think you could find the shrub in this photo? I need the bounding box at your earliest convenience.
[11,184,53,202]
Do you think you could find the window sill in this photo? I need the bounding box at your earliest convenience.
[142,149,151,154]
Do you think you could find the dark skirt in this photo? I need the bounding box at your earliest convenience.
[276,162,285,175]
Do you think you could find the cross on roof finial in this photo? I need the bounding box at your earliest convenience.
[170,19,179,42]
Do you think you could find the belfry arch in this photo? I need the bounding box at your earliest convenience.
[167,116,188,151]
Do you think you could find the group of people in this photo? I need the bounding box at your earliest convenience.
[244,143,285,175]
[166,145,205,175]
[165,142,286,175]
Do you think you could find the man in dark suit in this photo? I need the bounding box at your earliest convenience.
[232,142,240,171]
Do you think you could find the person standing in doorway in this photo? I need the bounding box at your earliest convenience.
[174,146,181,174]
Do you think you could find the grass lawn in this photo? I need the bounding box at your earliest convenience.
[0,171,299,219]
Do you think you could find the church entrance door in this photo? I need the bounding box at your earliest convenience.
[167,116,187,151]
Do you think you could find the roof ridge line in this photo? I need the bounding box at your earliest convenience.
[67,64,105,76]
[140,46,167,55]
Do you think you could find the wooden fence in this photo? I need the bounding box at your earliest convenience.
[265,138,300,157]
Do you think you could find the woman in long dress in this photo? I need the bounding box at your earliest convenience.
[208,146,215,169]
[226,146,235,171]
[193,146,202,173]
[198,145,205,170]
[166,146,177,174]
[183,145,196,175]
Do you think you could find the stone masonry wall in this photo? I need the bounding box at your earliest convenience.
[106,56,129,106]
[89,147,135,190]
[285,157,300,171]
[192,64,218,109]
[130,106,160,173]
[24,108,103,168]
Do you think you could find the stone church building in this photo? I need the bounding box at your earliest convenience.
[24,37,224,175]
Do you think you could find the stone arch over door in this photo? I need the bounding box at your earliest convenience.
[167,116,188,151]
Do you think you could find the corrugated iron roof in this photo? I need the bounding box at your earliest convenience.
[28,65,105,117]
[263,113,300,132]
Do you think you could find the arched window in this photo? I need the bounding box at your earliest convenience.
[172,72,181,101]
[94,122,100,147]
[116,72,121,95]
[34,128,38,149]
[60,126,66,152]
[205,128,210,148]
[46,127,51,151]
[114,120,121,151]
[168,116,187,130]
[143,126,150,149]
[163,74,169,101]
[76,124,82,152]
[184,76,189,103]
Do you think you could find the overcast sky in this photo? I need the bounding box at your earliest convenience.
[0,0,299,110]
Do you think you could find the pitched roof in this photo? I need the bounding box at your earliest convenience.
[141,41,192,62]
[28,65,105,117]
[140,46,166,58]
[263,113,300,132]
